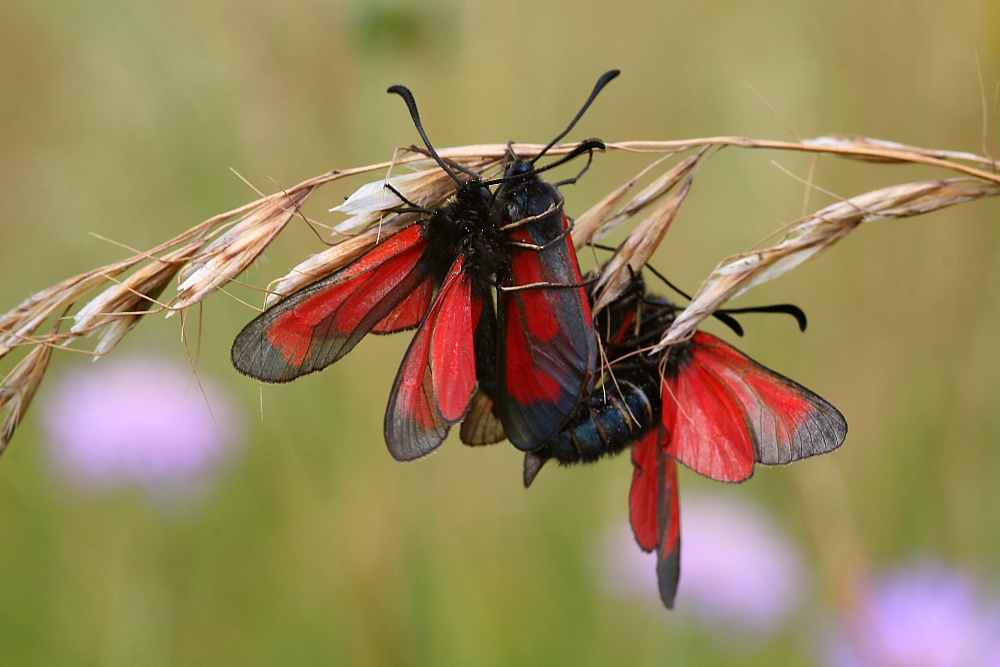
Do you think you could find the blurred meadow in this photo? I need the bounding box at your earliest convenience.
[3,0,1000,665]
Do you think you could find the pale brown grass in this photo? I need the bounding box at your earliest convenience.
[1,136,997,453]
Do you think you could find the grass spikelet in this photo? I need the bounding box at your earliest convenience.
[175,186,317,309]
[0,342,54,454]
[658,178,1000,348]
[72,242,204,354]
[0,134,998,453]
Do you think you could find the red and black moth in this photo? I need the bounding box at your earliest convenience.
[525,272,847,608]
[231,71,619,458]
[230,139,500,460]
[476,148,602,452]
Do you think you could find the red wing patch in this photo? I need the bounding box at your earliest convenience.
[629,427,664,551]
[498,217,597,451]
[231,225,433,383]
[664,332,847,482]
[661,346,756,483]
[629,426,681,608]
[384,257,480,461]
[371,277,435,333]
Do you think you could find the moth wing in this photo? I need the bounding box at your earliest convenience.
[629,426,681,608]
[498,211,597,451]
[232,225,433,382]
[384,257,480,460]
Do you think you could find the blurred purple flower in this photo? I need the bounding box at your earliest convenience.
[600,493,807,634]
[41,355,242,502]
[677,494,808,633]
[824,560,1000,667]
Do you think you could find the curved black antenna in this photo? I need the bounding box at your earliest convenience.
[482,139,606,187]
[387,85,464,186]
[720,304,808,332]
[644,261,808,333]
[553,143,598,188]
[640,259,692,301]
[404,144,481,180]
[592,247,808,336]
[531,69,621,166]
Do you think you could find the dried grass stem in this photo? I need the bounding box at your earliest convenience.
[1,134,997,452]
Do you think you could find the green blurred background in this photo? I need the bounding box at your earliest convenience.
[2,0,1000,664]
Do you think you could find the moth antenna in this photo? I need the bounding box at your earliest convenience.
[483,140,605,188]
[405,145,481,179]
[622,258,806,335]
[541,140,605,180]
[641,262,695,302]
[721,304,808,332]
[710,312,746,337]
[387,85,464,186]
[553,145,597,187]
[532,69,620,166]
